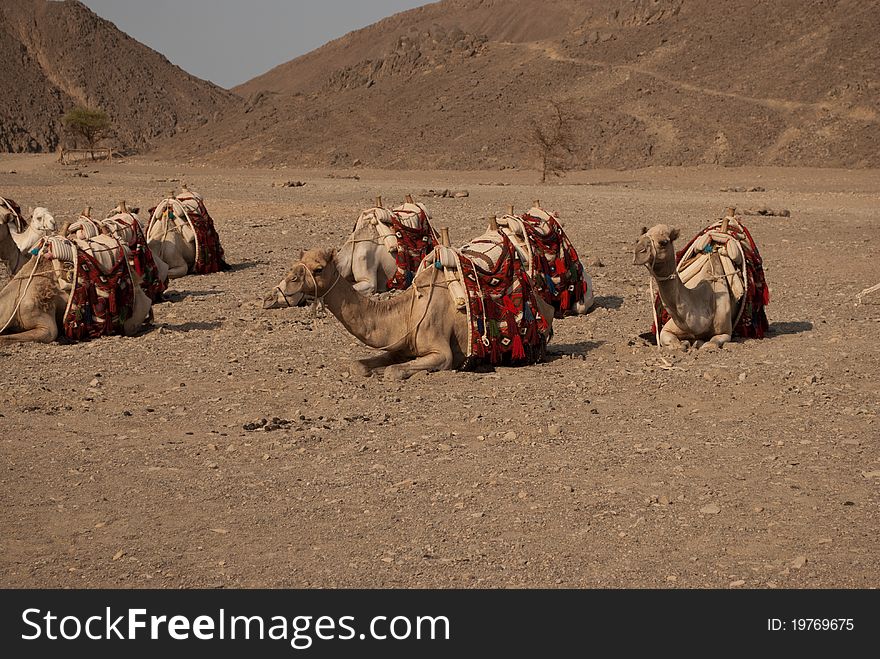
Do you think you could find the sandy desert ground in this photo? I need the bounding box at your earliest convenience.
[0,154,877,588]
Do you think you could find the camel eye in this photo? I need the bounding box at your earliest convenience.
[313,267,324,274]
[659,239,669,247]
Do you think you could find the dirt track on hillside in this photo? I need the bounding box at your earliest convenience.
[1,156,878,588]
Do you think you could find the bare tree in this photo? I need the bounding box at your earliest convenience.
[529,100,577,183]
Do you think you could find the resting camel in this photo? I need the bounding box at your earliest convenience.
[263,247,554,380]
[0,206,57,275]
[146,185,227,278]
[0,246,151,343]
[632,224,734,350]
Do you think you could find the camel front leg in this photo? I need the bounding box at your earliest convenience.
[659,319,691,351]
[701,333,732,350]
[149,240,188,279]
[0,321,58,343]
[382,349,453,381]
[165,258,189,279]
[349,351,405,377]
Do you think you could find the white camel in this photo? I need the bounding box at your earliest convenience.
[0,206,57,275]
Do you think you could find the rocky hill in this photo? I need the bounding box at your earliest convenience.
[166,0,880,169]
[5,0,876,169]
[0,0,239,153]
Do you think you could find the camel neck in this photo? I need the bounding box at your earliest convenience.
[321,274,414,350]
[12,226,43,253]
[651,255,696,327]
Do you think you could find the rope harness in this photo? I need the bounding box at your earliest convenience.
[279,259,439,354]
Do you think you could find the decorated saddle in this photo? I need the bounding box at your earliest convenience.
[148,189,229,274]
[39,236,136,341]
[353,201,439,291]
[423,231,550,367]
[497,207,592,317]
[652,216,770,338]
[101,212,167,303]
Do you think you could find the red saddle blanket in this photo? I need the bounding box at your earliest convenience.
[520,210,589,317]
[447,232,550,367]
[114,215,167,302]
[63,247,136,341]
[387,207,438,291]
[652,219,770,339]
[181,197,228,275]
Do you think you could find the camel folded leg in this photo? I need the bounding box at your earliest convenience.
[382,349,453,381]
[701,333,731,350]
[0,324,57,343]
[659,319,691,351]
[349,351,406,377]
[352,280,378,295]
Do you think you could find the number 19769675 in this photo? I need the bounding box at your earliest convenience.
[768,619,854,631]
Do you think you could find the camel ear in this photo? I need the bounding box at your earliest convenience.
[297,249,304,260]
[640,226,648,235]
[328,248,337,261]
[27,206,34,218]
[670,228,680,241]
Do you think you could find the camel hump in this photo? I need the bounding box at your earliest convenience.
[393,201,431,227]
[67,217,102,239]
[459,233,508,274]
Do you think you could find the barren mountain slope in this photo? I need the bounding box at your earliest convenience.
[167,0,880,169]
[0,0,239,153]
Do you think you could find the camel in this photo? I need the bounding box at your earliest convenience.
[146,185,227,278]
[633,223,735,350]
[494,203,593,316]
[0,206,57,275]
[0,240,151,343]
[101,204,170,298]
[335,195,437,298]
[263,245,554,380]
[57,205,168,303]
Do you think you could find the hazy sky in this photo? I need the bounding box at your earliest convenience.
[81,0,430,89]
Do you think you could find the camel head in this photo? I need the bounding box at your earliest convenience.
[632,224,679,267]
[263,248,338,309]
[29,207,56,235]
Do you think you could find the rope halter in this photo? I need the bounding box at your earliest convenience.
[282,261,341,316]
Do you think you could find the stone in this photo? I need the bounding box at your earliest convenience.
[699,503,721,515]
